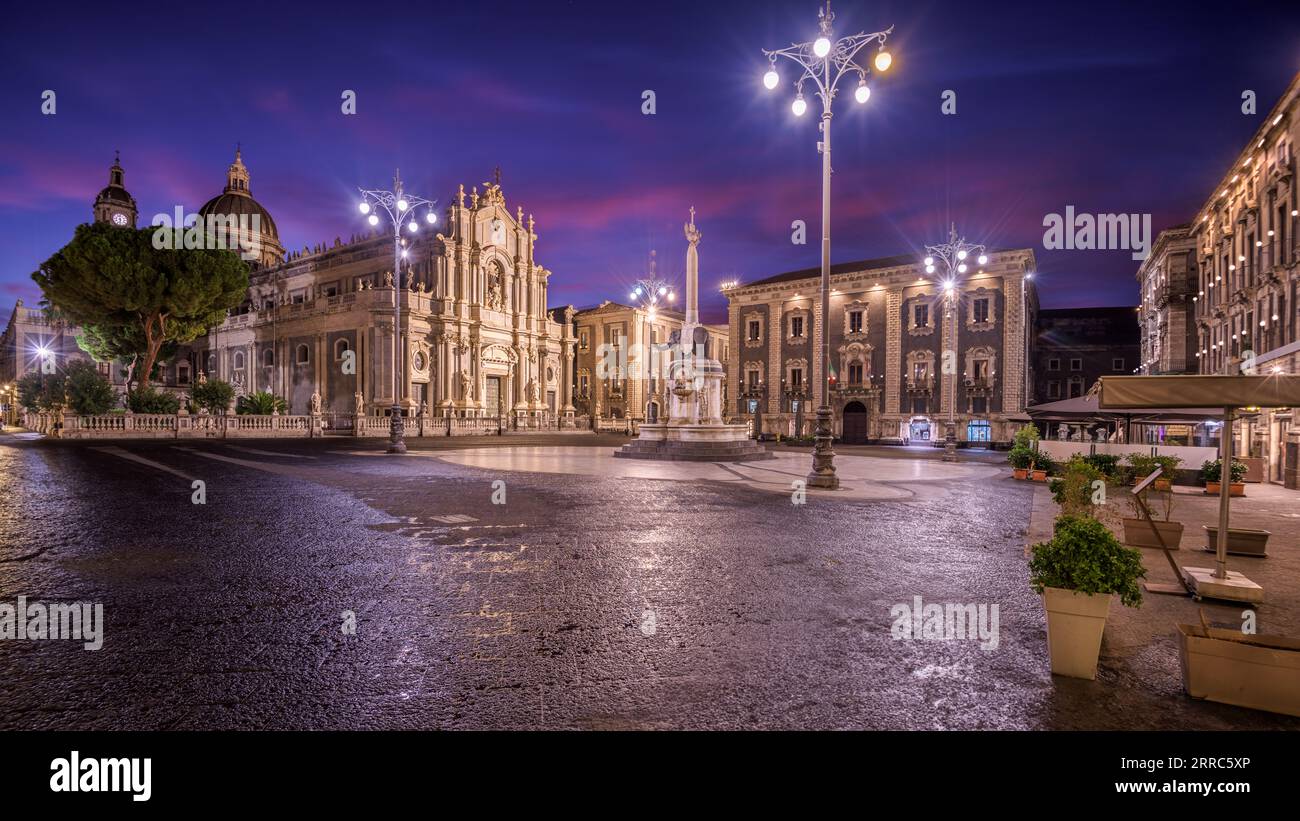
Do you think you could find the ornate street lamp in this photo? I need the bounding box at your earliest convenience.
[628,267,677,423]
[762,1,893,489]
[922,224,988,462]
[358,170,438,454]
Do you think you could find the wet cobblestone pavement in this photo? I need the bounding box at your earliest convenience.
[1,433,1296,729]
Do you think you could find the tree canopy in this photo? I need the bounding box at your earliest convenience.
[32,222,249,389]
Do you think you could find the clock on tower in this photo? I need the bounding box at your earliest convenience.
[92,151,138,228]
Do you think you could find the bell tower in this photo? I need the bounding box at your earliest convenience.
[93,151,137,227]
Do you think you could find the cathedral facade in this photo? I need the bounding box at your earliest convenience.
[89,151,577,425]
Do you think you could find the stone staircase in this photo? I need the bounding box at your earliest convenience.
[613,438,775,462]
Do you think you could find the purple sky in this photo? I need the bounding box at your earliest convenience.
[1,0,1297,325]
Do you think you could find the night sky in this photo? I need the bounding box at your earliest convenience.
[1,0,1297,326]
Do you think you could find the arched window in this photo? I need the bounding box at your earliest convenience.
[334,338,351,360]
[296,344,310,365]
[263,348,274,367]
[233,351,245,370]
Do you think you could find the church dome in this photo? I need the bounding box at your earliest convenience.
[96,183,134,205]
[197,148,279,239]
[196,148,284,266]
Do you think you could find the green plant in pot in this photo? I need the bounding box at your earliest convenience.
[1200,459,1247,496]
[1030,452,1055,481]
[1030,514,1146,680]
[1008,446,1035,479]
[1120,478,1182,550]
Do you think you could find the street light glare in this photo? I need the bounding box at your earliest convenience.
[396,199,408,211]
[925,264,935,275]
[359,202,370,214]
[924,256,934,266]
[792,95,807,116]
[977,254,988,265]
[956,249,967,260]
[874,50,892,72]
[408,221,418,233]
[367,214,379,226]
[425,211,437,224]
[763,69,779,90]
[855,82,870,104]
[629,291,638,300]
[813,37,831,58]
[957,263,968,274]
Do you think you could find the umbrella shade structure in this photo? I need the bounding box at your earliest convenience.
[1097,375,1300,601]
[1025,393,1224,442]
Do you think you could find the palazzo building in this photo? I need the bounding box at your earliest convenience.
[1139,70,1300,486]
[1135,225,1198,375]
[1033,307,1140,404]
[54,150,579,423]
[572,300,728,422]
[723,249,1038,445]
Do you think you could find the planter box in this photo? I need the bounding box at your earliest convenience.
[1202,526,1270,557]
[1121,518,1183,550]
[1043,587,1111,680]
[1013,468,1029,480]
[1204,481,1245,497]
[1031,469,1048,482]
[1177,624,1300,718]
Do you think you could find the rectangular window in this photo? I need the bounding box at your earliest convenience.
[791,316,804,338]
[746,369,759,389]
[913,304,929,328]
[1070,358,1083,371]
[848,311,863,333]
[748,320,761,341]
[579,331,589,350]
[973,360,989,380]
[972,298,990,324]
[579,373,589,393]
[1112,358,1125,371]
[1048,358,1060,371]
[848,362,864,384]
[790,368,803,389]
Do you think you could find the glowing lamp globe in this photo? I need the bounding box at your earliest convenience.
[396,199,408,211]
[923,256,934,266]
[367,214,379,226]
[792,96,807,117]
[813,37,831,58]
[763,69,779,90]
[977,254,988,265]
[957,249,967,260]
[957,263,968,274]
[359,202,371,214]
[874,50,892,72]
[408,221,418,233]
[426,211,437,224]
[854,83,870,104]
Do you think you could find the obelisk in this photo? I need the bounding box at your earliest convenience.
[684,206,701,338]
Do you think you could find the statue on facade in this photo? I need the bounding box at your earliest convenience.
[384,271,394,289]
[354,391,364,415]
[486,281,504,310]
[460,371,473,401]
[310,391,321,414]
[405,271,414,290]
[526,378,540,404]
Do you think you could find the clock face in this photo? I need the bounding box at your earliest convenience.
[112,213,128,226]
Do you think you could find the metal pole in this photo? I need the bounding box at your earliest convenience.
[807,85,839,489]
[1215,407,1233,579]
[388,172,406,454]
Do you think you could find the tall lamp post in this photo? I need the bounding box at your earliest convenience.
[358,170,438,454]
[762,1,893,489]
[628,269,677,423]
[922,224,987,462]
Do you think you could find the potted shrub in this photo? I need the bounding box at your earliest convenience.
[1200,459,1246,497]
[1029,515,1146,680]
[1152,455,1182,491]
[1030,453,1054,482]
[1008,446,1034,480]
[1124,453,1158,486]
[1007,424,1040,480]
[1120,481,1184,549]
[1083,453,1120,482]
[1050,455,1102,517]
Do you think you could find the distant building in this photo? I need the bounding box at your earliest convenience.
[723,249,1037,445]
[1033,307,1140,404]
[572,300,727,422]
[0,300,100,384]
[1136,225,1199,375]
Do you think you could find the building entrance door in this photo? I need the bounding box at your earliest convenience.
[485,376,502,417]
[842,401,868,444]
[909,417,931,441]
